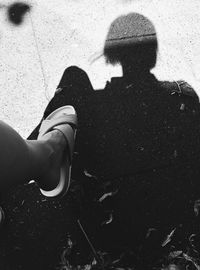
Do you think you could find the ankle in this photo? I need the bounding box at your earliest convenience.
[26,140,51,180]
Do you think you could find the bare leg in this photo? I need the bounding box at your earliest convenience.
[0,120,66,191]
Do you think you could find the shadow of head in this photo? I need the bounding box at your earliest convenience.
[104,13,158,72]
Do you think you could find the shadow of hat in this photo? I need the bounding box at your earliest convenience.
[105,13,157,50]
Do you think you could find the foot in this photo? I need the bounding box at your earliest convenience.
[37,128,68,191]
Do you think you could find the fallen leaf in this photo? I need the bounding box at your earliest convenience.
[101,213,113,225]
[162,228,176,247]
[169,251,183,259]
[98,190,118,202]
[84,170,97,179]
[194,200,200,216]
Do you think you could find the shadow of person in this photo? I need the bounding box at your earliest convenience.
[26,12,200,270]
